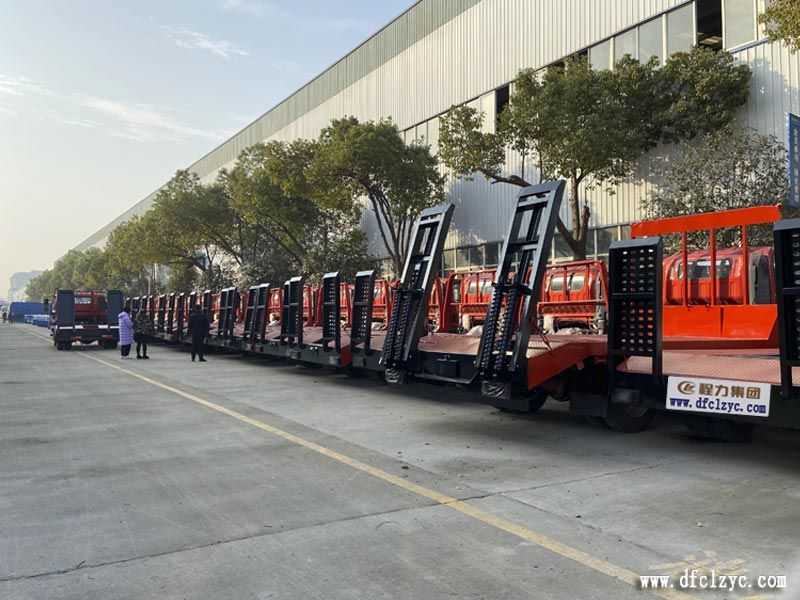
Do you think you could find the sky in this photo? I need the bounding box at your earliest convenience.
[0,0,411,297]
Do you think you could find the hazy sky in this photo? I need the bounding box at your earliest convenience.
[0,0,411,296]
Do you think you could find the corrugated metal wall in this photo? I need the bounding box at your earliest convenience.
[76,0,799,259]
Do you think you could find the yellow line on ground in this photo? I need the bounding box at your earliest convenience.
[14,325,696,600]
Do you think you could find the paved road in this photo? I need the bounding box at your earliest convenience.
[1,324,798,599]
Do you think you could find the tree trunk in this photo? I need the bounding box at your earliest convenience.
[568,174,588,261]
[483,167,589,261]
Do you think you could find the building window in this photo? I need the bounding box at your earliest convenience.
[553,234,572,260]
[495,85,510,125]
[697,0,723,50]
[589,39,612,70]
[723,0,756,49]
[667,4,696,56]
[429,117,441,155]
[615,28,638,61]
[443,249,456,272]
[457,247,471,269]
[587,229,597,257]
[595,227,619,256]
[485,242,499,267]
[479,92,496,134]
[639,17,665,63]
[469,245,485,268]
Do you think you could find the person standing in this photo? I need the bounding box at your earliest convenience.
[118,303,134,359]
[188,304,209,362]
[7,311,12,324]
[134,309,153,359]
[1,311,6,323]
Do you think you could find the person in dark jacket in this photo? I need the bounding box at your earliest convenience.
[133,310,154,359]
[188,304,209,362]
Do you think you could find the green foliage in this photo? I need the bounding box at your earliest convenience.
[759,0,800,51]
[307,117,445,275]
[223,139,370,286]
[25,270,52,302]
[645,126,791,248]
[656,49,751,143]
[439,105,507,182]
[438,48,752,259]
[166,262,198,292]
[103,216,153,294]
[25,248,111,300]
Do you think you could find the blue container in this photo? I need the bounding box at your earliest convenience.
[9,302,45,320]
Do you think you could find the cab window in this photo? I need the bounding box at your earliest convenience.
[452,280,461,304]
[677,259,732,280]
[753,256,771,304]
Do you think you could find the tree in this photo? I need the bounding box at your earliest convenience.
[644,125,791,248]
[439,48,751,259]
[146,171,229,277]
[25,248,113,300]
[103,216,154,295]
[223,140,371,285]
[25,270,53,302]
[759,0,800,51]
[307,117,445,276]
[656,49,751,142]
[166,262,198,294]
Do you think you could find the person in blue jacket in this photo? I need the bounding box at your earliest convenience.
[118,303,134,359]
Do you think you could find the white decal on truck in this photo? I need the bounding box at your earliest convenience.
[666,376,770,417]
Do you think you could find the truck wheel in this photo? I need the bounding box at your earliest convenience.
[710,419,755,442]
[682,417,754,442]
[585,416,610,429]
[495,389,548,415]
[683,415,715,439]
[341,364,365,378]
[604,403,654,433]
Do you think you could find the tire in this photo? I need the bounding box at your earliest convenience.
[341,364,365,378]
[604,403,654,433]
[710,419,755,442]
[495,389,548,415]
[585,416,610,429]
[683,415,715,439]
[298,360,323,369]
[682,417,755,442]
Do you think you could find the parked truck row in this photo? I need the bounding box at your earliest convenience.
[104,181,797,442]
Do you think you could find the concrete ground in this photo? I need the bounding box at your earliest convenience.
[1,323,799,599]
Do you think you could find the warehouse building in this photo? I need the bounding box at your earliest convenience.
[74,0,799,274]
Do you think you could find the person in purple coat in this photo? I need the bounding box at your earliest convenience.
[118,303,134,359]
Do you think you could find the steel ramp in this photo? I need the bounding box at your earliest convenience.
[476,181,564,400]
[281,276,304,346]
[775,219,800,399]
[218,287,239,340]
[380,203,455,383]
[321,272,341,352]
